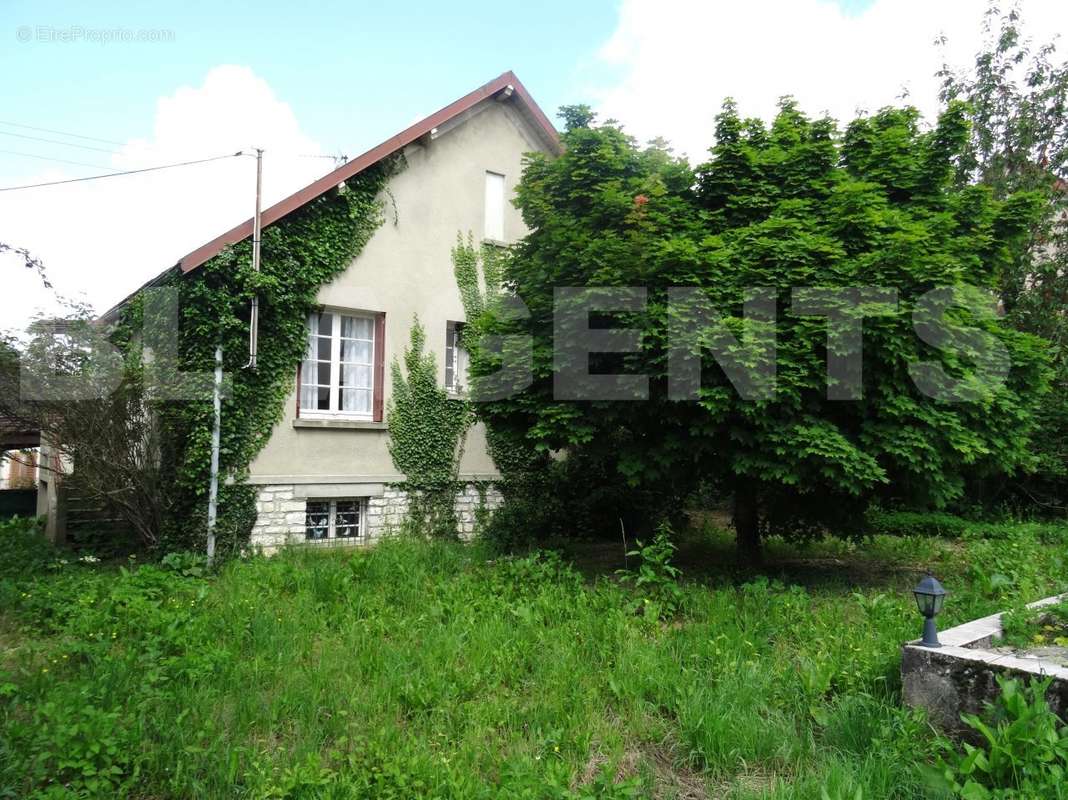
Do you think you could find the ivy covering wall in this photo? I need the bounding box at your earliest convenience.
[114,159,399,554]
[450,234,548,495]
[387,319,473,537]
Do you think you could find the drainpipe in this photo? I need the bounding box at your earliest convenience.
[206,150,262,563]
[206,344,223,566]
[246,148,263,369]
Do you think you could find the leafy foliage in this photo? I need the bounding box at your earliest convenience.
[616,521,683,620]
[1000,598,1068,650]
[109,160,396,553]
[387,319,473,537]
[864,508,1068,543]
[939,2,1068,515]
[939,676,1068,799]
[469,101,1051,557]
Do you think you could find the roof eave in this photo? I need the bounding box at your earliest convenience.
[175,70,559,275]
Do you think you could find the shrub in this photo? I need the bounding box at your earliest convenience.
[864,509,974,539]
[0,517,56,578]
[864,509,1068,544]
[939,675,1068,799]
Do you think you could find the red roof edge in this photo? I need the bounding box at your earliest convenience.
[176,70,560,274]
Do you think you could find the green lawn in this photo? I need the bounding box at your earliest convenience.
[1,518,1066,799]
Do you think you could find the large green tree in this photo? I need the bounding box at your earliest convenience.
[469,102,1051,560]
[939,2,1068,513]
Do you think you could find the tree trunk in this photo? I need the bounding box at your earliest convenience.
[733,485,762,565]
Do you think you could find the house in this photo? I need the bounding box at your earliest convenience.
[99,72,561,551]
[0,448,37,491]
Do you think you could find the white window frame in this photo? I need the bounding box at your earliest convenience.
[304,498,366,543]
[300,310,376,421]
[445,321,469,395]
[484,171,506,242]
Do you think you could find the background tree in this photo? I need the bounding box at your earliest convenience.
[469,103,1051,561]
[0,315,169,548]
[940,2,1068,514]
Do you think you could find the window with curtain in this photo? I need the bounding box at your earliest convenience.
[445,320,468,394]
[300,311,375,419]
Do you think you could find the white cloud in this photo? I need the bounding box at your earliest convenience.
[594,0,1068,161]
[1,65,329,332]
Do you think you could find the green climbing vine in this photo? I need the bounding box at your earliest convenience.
[450,233,548,497]
[113,158,400,554]
[387,319,473,538]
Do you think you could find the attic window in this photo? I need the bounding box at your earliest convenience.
[484,171,505,241]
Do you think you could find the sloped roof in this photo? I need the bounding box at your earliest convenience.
[98,71,559,324]
[176,70,560,274]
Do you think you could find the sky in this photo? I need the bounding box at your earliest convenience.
[2,0,1067,332]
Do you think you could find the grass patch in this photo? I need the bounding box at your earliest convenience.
[1000,598,1068,651]
[0,516,1066,798]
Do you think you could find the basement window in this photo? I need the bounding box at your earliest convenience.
[305,499,364,541]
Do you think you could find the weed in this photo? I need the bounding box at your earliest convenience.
[616,522,683,620]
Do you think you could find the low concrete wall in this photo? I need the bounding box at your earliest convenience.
[901,593,1068,732]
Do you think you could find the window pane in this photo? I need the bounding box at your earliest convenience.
[300,384,316,411]
[335,500,360,538]
[342,316,373,340]
[318,313,334,336]
[317,337,332,360]
[317,362,332,386]
[340,388,371,413]
[305,501,329,540]
[341,365,372,390]
[456,346,469,390]
[341,339,372,364]
[317,387,331,410]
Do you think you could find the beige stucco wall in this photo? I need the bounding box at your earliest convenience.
[248,98,548,485]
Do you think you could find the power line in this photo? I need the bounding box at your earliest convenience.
[0,129,118,154]
[0,148,118,172]
[0,118,125,146]
[0,152,246,192]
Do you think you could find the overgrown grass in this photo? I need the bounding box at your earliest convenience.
[1000,597,1068,651]
[0,515,1066,798]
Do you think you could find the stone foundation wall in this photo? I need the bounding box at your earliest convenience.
[250,482,502,552]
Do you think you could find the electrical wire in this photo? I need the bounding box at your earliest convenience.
[0,148,118,172]
[0,118,125,146]
[0,129,119,154]
[0,152,246,192]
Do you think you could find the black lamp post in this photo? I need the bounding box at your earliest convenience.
[913,574,948,648]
